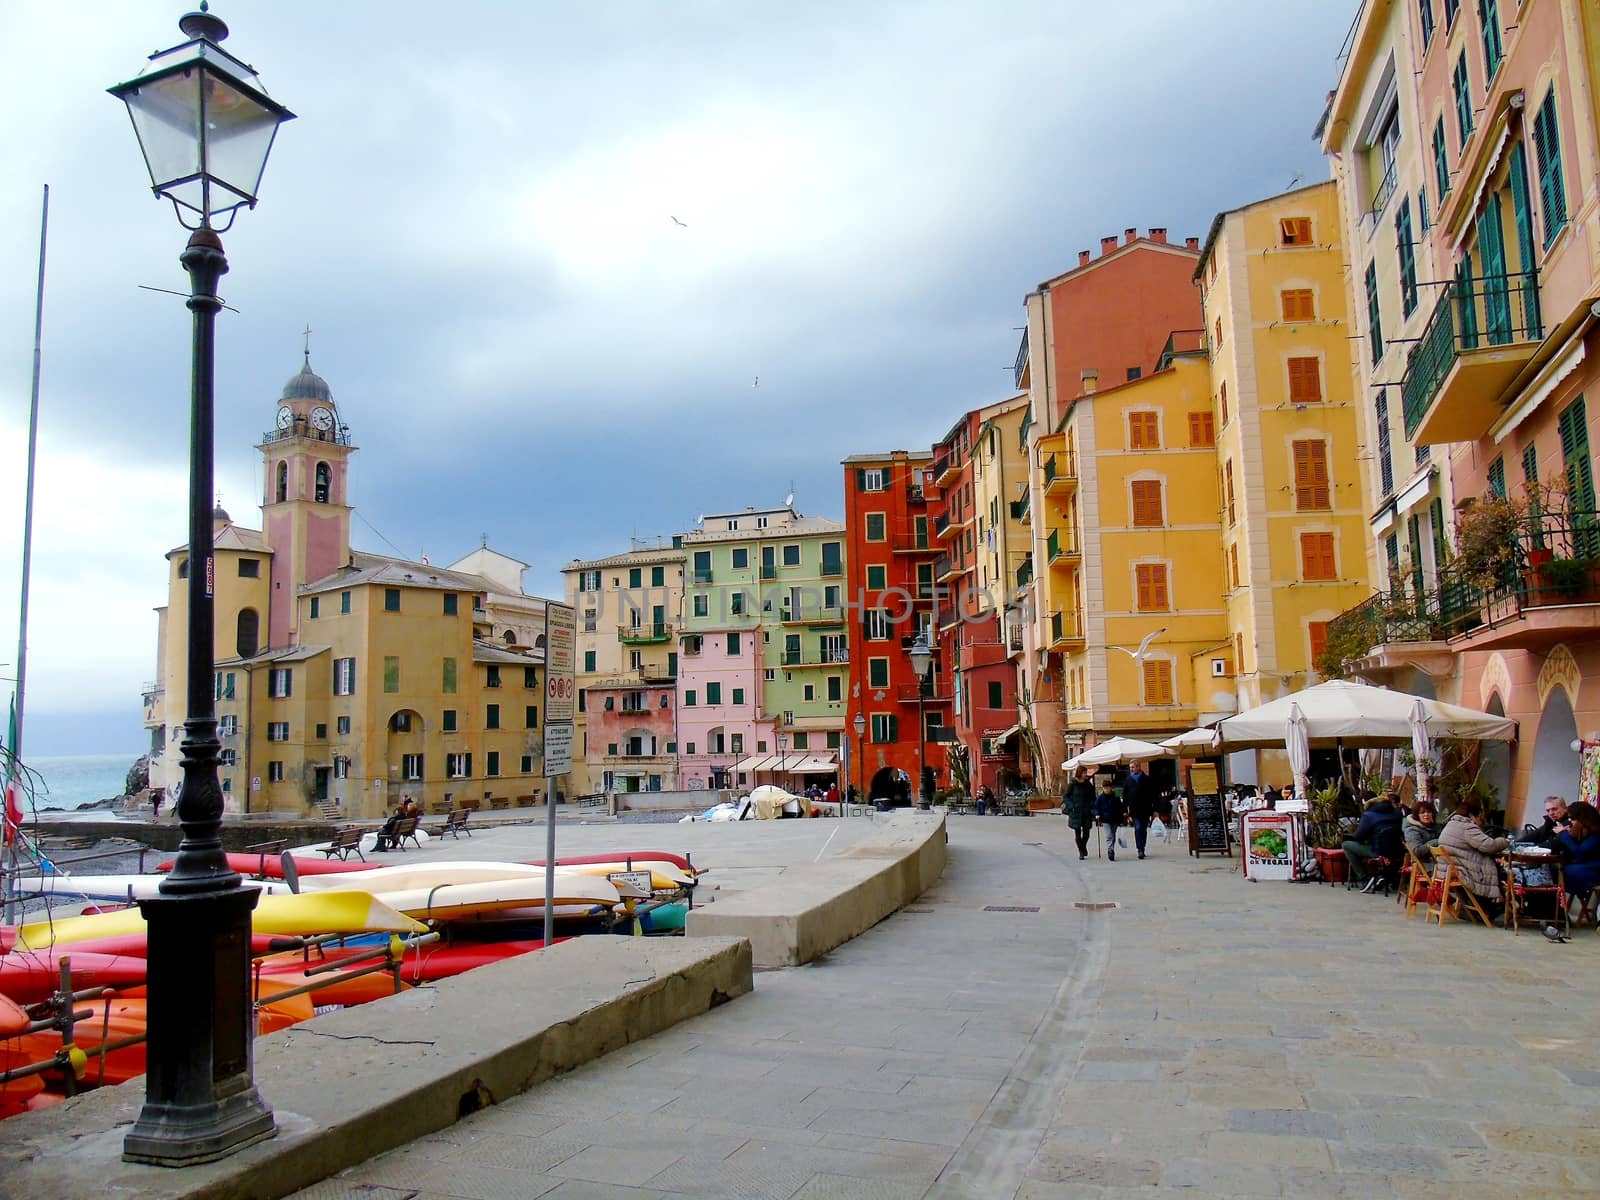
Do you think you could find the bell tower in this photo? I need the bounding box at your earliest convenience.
[258,351,355,646]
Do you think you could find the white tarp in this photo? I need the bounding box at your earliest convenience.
[1160,728,1221,752]
[1063,736,1172,770]
[1215,680,1516,749]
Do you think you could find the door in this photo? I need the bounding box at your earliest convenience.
[312,766,330,801]
[1477,197,1511,344]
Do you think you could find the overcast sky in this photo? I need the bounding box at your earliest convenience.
[0,0,1356,748]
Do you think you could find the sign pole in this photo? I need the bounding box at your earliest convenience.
[541,602,576,947]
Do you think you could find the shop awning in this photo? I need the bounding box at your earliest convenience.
[788,753,839,774]
[733,754,780,773]
[990,725,1021,744]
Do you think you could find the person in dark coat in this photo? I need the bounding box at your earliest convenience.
[1123,761,1160,859]
[1095,777,1127,862]
[1342,794,1404,890]
[1555,801,1600,898]
[1062,767,1096,860]
[1523,795,1571,847]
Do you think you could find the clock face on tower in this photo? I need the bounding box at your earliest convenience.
[276,405,293,429]
[311,406,334,431]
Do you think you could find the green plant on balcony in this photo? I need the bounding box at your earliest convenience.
[1536,554,1599,600]
[1452,493,1522,589]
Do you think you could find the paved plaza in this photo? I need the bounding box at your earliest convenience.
[295,815,1600,1199]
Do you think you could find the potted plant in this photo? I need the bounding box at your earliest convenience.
[1453,493,1523,590]
[1535,555,1600,603]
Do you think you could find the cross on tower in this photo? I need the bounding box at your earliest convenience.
[301,323,313,364]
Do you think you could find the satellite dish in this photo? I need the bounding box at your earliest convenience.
[784,491,794,507]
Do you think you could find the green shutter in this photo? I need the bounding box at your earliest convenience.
[1364,264,1383,365]
[888,715,899,743]
[1477,195,1510,343]
[442,657,456,693]
[1396,200,1417,316]
[1487,456,1505,498]
[1480,0,1502,78]
[1533,91,1568,247]
[1433,119,1451,199]
[1522,443,1539,487]
[652,566,664,586]
[1455,254,1479,349]
[1430,497,1448,572]
[1453,53,1473,146]
[384,656,400,694]
[1559,398,1594,514]
[856,468,867,490]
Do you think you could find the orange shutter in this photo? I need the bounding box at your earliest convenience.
[1143,660,1173,705]
[1293,440,1331,510]
[1300,532,1336,580]
[1309,620,1330,664]
[1128,412,1160,449]
[1136,563,1169,611]
[1287,357,1322,404]
[1188,411,1215,446]
[1219,381,1229,425]
[1281,289,1315,321]
[1225,460,1236,525]
[1229,542,1240,589]
[1131,480,1163,527]
[1281,217,1312,245]
[1235,631,1245,673]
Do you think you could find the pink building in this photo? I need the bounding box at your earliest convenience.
[676,629,774,791]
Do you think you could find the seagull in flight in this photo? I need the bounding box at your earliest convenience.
[1108,627,1167,662]
[670,216,687,227]
[753,376,759,388]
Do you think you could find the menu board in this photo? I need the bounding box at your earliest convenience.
[1187,781,1230,857]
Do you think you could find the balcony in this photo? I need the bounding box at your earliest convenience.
[1330,510,1600,663]
[1007,624,1024,654]
[760,563,777,580]
[1013,327,1029,390]
[1402,271,1542,444]
[1364,156,1398,228]
[619,622,673,644]
[1043,452,1077,496]
[891,531,934,555]
[896,681,949,704]
[1049,610,1084,649]
[933,513,953,540]
[1014,557,1034,590]
[934,554,967,584]
[780,604,844,626]
[1046,528,1080,566]
[820,559,843,578]
[1156,328,1207,372]
[260,422,353,448]
[1010,494,1030,525]
[779,648,851,668]
[933,452,962,487]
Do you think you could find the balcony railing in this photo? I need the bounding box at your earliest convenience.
[1156,329,1207,372]
[1327,510,1600,662]
[260,423,353,448]
[895,681,946,703]
[1042,452,1077,493]
[933,453,961,486]
[1010,495,1029,522]
[933,513,952,539]
[820,559,843,578]
[1049,610,1084,647]
[1365,156,1398,226]
[759,563,777,580]
[1401,270,1542,440]
[692,568,714,584]
[1015,557,1033,590]
[1013,327,1029,390]
[619,622,673,643]
[891,531,933,554]
[1046,528,1079,564]
[1007,624,1024,652]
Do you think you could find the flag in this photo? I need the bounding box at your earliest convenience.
[3,696,21,846]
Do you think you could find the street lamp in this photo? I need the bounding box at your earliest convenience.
[852,711,866,811]
[777,732,788,792]
[908,633,934,809]
[110,5,293,1167]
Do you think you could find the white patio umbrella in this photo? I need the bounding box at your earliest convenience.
[1409,697,1433,803]
[1215,680,1515,749]
[1161,728,1221,753]
[1063,736,1172,771]
[1286,702,1311,801]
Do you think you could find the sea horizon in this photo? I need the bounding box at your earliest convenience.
[17,752,145,815]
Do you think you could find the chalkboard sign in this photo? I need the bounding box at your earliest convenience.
[1188,788,1230,856]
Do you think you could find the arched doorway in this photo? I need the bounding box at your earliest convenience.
[869,766,903,802]
[1527,688,1579,829]
[384,708,426,816]
[1480,693,1514,824]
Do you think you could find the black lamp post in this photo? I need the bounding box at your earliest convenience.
[908,634,933,809]
[852,711,866,811]
[110,5,293,1167]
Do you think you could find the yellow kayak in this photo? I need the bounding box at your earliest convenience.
[553,863,694,891]
[16,889,426,950]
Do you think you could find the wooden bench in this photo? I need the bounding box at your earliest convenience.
[426,798,453,816]
[458,797,482,813]
[321,827,365,862]
[381,815,422,852]
[241,839,288,878]
[515,794,537,808]
[431,808,471,840]
[489,797,510,811]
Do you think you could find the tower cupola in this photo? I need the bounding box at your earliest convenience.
[281,350,332,402]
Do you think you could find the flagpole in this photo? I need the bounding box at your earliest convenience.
[4,184,49,925]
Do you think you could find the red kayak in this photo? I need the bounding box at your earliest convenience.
[157,852,378,879]
[22,932,305,960]
[0,949,150,1005]
[526,851,699,873]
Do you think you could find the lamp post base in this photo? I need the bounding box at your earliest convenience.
[123,886,275,1166]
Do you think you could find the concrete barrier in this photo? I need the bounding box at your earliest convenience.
[685,811,946,966]
[2,935,752,1200]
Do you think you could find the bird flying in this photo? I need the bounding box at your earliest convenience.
[670,216,687,227]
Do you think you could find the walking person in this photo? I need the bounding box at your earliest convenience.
[1123,760,1159,860]
[1096,775,1127,862]
[1062,767,1095,861]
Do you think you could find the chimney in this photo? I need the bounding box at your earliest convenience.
[1149,227,1167,244]
[1185,236,1200,250]
[1078,250,1091,267]
[1081,368,1099,395]
[1100,236,1118,255]
[1124,227,1137,244]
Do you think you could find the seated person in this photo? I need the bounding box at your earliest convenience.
[375,798,419,851]
[1402,802,1439,865]
[1555,800,1600,900]
[1523,795,1571,848]
[1438,796,1510,920]
[1343,793,1403,890]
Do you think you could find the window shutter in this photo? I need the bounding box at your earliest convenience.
[856,468,867,491]
[1288,357,1321,404]
[1309,621,1329,664]
[1294,441,1330,510]
[887,715,899,742]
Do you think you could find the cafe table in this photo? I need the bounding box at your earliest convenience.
[1502,848,1567,935]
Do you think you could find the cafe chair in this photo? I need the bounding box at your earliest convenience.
[1400,846,1434,918]
[1427,847,1495,928]
[1504,852,1568,937]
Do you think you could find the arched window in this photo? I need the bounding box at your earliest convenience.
[504,630,516,644]
[236,608,260,658]
[275,461,288,502]
[315,463,331,504]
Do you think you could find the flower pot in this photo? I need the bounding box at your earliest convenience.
[1313,846,1348,885]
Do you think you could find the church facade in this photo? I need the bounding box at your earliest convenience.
[142,356,556,818]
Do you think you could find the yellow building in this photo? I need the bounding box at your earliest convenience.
[1196,182,1376,776]
[146,357,555,817]
[1051,352,1229,741]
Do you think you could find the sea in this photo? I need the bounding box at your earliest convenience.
[25,753,139,816]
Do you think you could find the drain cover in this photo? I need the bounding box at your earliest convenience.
[983,905,1040,912]
[1074,901,1119,911]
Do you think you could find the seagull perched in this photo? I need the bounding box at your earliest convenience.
[1108,627,1167,662]
[670,216,687,227]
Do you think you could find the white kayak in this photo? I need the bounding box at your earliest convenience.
[14,873,295,903]
[296,861,620,895]
[371,874,630,921]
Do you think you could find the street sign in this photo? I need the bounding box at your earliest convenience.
[543,720,573,778]
[543,602,575,724]
[607,869,654,894]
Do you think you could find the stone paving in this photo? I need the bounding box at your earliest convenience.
[293,814,1600,1199]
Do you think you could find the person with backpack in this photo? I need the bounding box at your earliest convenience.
[1095,776,1127,862]
[1062,767,1095,860]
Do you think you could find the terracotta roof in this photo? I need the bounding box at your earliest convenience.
[167,523,271,558]
[217,643,331,668]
